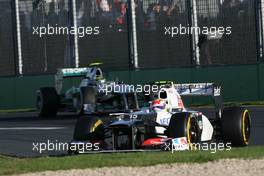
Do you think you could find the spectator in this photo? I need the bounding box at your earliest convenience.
[100,0,111,12]
[58,0,68,26]
[98,0,114,30]
[114,0,127,31]
[135,0,144,31]
[146,3,162,31]
[46,2,58,26]
[89,0,99,25]
[31,1,42,27]
[76,1,84,27]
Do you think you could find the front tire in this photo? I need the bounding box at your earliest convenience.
[221,106,251,146]
[167,112,200,144]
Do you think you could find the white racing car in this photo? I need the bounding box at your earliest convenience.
[69,81,251,152]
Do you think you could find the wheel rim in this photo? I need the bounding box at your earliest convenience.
[187,117,199,144]
[242,110,250,145]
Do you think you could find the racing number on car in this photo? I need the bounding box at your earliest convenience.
[160,118,170,125]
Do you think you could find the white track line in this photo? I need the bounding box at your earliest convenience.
[0,127,67,130]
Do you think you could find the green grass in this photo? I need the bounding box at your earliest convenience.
[0,146,264,175]
[0,108,36,113]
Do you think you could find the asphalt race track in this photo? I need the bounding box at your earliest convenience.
[0,106,263,157]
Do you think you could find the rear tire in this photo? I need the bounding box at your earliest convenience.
[221,106,251,146]
[36,87,59,118]
[167,112,200,144]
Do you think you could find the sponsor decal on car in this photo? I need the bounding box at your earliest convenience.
[171,137,189,151]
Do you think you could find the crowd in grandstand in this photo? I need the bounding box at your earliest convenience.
[0,0,256,76]
[15,0,252,32]
[77,0,187,31]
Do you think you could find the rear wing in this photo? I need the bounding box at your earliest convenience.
[174,83,222,115]
[174,83,221,97]
[57,68,91,78]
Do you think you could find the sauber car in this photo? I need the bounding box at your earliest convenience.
[69,81,251,153]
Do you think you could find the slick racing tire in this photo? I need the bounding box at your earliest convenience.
[36,87,59,118]
[221,106,251,146]
[73,116,104,141]
[167,112,200,144]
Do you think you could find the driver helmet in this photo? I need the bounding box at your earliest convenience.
[151,99,166,111]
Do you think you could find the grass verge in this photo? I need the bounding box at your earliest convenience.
[0,109,36,113]
[0,146,264,175]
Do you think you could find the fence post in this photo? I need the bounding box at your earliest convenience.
[67,0,75,67]
[72,0,79,68]
[14,0,23,75]
[255,0,264,100]
[11,0,18,76]
[256,0,263,62]
[126,0,139,69]
[192,0,200,66]
[187,0,200,66]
